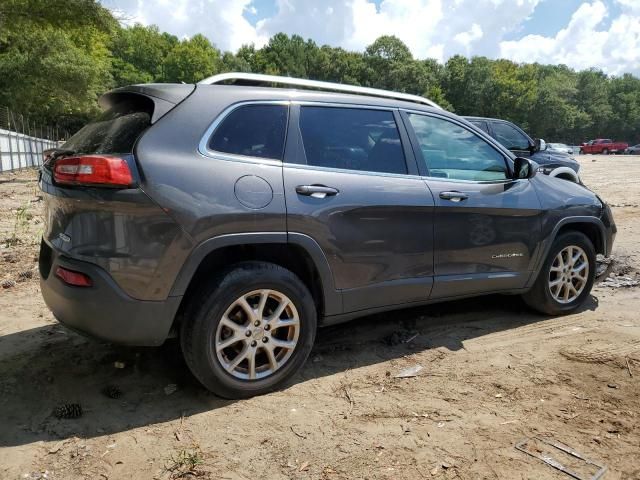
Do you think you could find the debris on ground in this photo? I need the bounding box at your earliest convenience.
[382,329,420,346]
[1,279,16,289]
[17,269,33,280]
[102,385,123,399]
[596,255,639,287]
[113,361,126,369]
[53,403,83,419]
[394,364,423,378]
[516,437,606,480]
[599,274,640,288]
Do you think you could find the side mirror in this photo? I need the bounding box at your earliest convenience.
[513,157,536,179]
[534,138,546,152]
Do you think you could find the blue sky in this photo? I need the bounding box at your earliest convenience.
[102,0,640,75]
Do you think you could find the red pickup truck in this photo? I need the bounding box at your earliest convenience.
[580,138,628,154]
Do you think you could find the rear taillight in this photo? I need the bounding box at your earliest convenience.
[53,155,133,187]
[55,266,93,287]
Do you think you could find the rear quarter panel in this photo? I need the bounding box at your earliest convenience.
[134,86,287,245]
[40,169,192,301]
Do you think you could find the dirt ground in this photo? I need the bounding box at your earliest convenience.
[1,156,639,480]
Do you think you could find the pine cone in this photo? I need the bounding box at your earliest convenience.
[53,403,83,419]
[1,279,16,289]
[102,385,122,399]
[18,270,33,280]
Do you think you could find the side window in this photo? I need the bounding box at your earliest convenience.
[468,120,490,134]
[299,106,407,175]
[208,104,288,160]
[407,113,509,182]
[491,122,530,151]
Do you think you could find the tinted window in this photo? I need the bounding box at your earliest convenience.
[209,104,288,160]
[468,120,490,134]
[64,96,152,154]
[407,114,508,182]
[491,122,530,150]
[299,107,407,174]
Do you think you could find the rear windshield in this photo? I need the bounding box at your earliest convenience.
[63,95,153,155]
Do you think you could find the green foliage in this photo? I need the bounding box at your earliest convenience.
[0,0,113,132]
[1,6,639,145]
[163,34,221,83]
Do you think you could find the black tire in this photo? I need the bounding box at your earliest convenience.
[180,261,317,399]
[579,149,584,155]
[522,231,596,315]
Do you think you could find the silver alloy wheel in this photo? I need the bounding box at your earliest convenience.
[548,245,589,304]
[214,289,300,380]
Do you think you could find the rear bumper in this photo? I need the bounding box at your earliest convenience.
[39,239,181,346]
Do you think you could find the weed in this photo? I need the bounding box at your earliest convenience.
[165,447,208,479]
[5,203,31,247]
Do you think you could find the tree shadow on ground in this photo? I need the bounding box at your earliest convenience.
[0,293,598,448]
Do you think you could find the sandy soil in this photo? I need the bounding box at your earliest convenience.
[0,156,639,480]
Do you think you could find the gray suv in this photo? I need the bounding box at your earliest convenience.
[39,73,616,398]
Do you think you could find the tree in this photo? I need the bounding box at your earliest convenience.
[110,24,177,85]
[163,34,220,83]
[0,0,113,130]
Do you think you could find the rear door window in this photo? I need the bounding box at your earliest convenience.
[208,104,288,160]
[298,106,407,175]
[468,120,490,134]
[63,95,153,154]
[490,122,530,151]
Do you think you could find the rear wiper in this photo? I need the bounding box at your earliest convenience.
[43,148,76,161]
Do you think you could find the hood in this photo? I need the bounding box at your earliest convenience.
[531,150,580,173]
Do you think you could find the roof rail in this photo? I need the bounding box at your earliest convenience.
[198,72,442,110]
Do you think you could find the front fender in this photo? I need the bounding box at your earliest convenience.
[548,166,579,182]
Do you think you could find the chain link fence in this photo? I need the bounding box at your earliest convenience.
[0,107,71,173]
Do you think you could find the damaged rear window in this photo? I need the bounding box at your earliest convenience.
[63,95,153,155]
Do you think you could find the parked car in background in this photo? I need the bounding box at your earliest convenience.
[625,144,640,155]
[39,73,615,398]
[547,143,573,155]
[580,139,628,155]
[464,116,581,183]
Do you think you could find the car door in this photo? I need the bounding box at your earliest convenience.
[401,111,543,299]
[489,120,533,158]
[283,103,435,314]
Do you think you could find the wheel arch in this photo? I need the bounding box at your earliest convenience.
[548,167,579,182]
[169,233,341,332]
[528,217,606,288]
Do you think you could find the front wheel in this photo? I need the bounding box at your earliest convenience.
[180,262,317,398]
[523,232,596,315]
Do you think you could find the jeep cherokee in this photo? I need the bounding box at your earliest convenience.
[39,73,616,398]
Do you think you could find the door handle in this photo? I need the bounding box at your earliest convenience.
[296,185,339,198]
[439,191,469,202]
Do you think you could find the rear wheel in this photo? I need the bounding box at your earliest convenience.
[523,232,595,315]
[180,262,317,398]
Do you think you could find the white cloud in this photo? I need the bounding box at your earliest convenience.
[500,1,640,75]
[101,0,640,75]
[454,23,484,52]
[102,0,268,50]
[254,0,540,61]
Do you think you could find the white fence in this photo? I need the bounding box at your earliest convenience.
[0,127,61,172]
